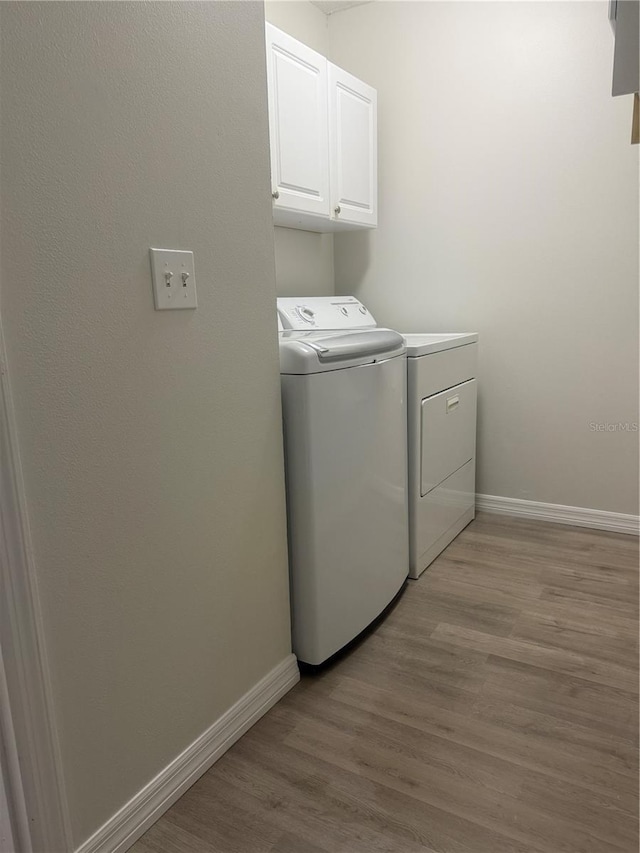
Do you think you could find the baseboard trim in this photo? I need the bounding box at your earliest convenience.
[75,654,300,853]
[476,494,640,536]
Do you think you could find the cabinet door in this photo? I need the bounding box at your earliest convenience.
[328,63,377,228]
[265,24,331,221]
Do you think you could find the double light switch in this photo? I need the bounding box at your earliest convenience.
[150,248,197,310]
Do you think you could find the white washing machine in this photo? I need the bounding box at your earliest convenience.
[277,296,409,666]
[402,332,479,578]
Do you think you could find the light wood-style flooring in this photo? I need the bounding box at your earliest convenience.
[132,513,639,853]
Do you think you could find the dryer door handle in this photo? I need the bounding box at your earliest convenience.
[446,395,460,412]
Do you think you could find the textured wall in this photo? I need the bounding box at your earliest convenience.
[0,2,292,846]
[329,1,639,514]
[265,0,336,296]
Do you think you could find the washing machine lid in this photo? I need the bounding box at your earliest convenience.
[402,332,478,357]
[279,328,405,374]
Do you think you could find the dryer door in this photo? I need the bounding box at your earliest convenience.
[421,379,477,496]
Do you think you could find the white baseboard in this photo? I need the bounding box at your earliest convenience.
[476,494,640,536]
[75,654,300,853]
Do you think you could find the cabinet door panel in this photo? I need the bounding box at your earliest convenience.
[266,24,330,219]
[329,63,377,227]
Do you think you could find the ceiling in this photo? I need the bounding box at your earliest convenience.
[309,1,371,15]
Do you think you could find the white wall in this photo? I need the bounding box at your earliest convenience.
[273,227,336,297]
[0,2,292,847]
[329,1,639,515]
[266,0,329,54]
[265,0,336,296]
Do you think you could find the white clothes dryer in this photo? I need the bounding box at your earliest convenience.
[401,333,479,578]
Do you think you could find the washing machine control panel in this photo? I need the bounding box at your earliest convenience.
[277,296,376,331]
[296,305,316,325]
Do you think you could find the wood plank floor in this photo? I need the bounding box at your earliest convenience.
[131,513,639,853]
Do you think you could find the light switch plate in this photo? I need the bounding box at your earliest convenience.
[150,248,197,310]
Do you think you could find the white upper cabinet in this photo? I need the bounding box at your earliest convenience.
[328,63,377,229]
[265,24,331,227]
[265,23,378,232]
